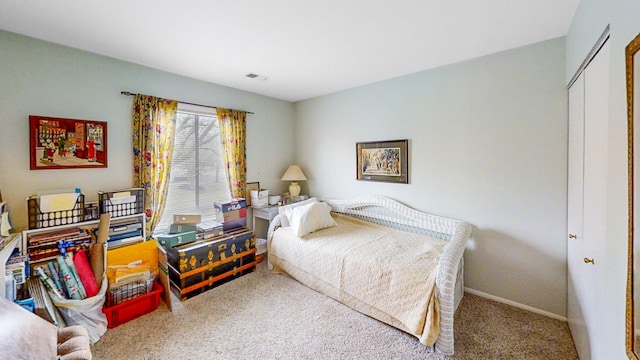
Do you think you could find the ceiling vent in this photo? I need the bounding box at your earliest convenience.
[246,73,269,82]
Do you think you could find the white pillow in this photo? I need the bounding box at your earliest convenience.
[278,197,319,227]
[288,201,337,237]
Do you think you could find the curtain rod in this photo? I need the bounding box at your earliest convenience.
[120,91,255,115]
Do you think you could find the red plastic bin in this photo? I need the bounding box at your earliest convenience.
[102,281,163,328]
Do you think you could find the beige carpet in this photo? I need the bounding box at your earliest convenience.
[92,262,578,360]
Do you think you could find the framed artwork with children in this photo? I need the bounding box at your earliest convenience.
[29,115,108,170]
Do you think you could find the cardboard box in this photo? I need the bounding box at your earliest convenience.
[156,244,173,312]
[250,189,269,207]
[214,198,246,214]
[173,214,201,225]
[215,208,247,222]
[214,198,248,231]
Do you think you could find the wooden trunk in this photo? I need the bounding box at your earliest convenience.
[166,228,256,301]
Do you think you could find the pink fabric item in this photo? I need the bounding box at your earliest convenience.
[73,250,99,298]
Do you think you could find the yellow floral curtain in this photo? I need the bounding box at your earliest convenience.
[132,94,178,236]
[216,108,247,198]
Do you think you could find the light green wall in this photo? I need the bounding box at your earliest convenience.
[0,30,295,229]
[4,2,639,353]
[566,0,640,358]
[294,38,569,317]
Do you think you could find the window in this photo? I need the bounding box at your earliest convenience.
[153,104,230,235]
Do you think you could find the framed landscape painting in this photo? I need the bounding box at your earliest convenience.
[29,115,108,170]
[356,139,408,184]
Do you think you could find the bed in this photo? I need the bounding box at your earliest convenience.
[267,195,472,355]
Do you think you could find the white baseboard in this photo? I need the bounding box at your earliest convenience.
[464,287,567,322]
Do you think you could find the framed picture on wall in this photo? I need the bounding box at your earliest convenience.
[356,139,408,184]
[29,115,108,170]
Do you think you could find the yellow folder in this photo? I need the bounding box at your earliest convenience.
[106,240,158,285]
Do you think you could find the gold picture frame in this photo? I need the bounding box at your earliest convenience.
[626,32,640,360]
[356,139,409,184]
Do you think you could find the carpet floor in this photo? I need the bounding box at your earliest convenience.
[92,262,578,359]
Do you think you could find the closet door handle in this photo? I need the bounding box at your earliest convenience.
[568,234,577,239]
[583,257,595,264]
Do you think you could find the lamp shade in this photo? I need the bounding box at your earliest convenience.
[280,165,307,181]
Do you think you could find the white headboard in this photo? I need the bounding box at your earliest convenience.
[323,195,461,241]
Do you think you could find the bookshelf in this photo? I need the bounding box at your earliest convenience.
[22,219,98,265]
[0,233,22,298]
[22,213,146,267]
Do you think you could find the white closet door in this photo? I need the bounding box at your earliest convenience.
[567,72,589,359]
[566,39,609,360]
[581,39,609,359]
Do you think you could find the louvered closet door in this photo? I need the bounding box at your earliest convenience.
[567,39,609,360]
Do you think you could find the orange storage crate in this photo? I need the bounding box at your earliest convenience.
[102,281,163,328]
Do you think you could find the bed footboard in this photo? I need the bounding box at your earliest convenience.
[434,220,472,355]
[267,214,283,270]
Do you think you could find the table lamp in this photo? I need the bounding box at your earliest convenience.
[281,165,307,197]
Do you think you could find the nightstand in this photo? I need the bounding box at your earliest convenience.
[251,205,280,231]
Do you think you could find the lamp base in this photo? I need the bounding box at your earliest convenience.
[289,182,301,197]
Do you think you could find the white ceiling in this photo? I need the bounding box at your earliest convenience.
[0,0,580,102]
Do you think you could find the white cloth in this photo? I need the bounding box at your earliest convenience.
[269,214,446,345]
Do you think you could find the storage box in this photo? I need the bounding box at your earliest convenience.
[215,209,247,231]
[216,208,247,222]
[98,188,144,218]
[250,189,269,207]
[156,230,197,248]
[27,193,85,229]
[169,224,197,234]
[173,214,201,225]
[102,281,163,329]
[166,228,254,273]
[166,227,256,301]
[214,198,247,231]
[214,198,246,213]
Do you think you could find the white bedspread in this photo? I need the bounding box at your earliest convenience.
[269,213,447,346]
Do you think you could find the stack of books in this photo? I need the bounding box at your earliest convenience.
[27,227,92,262]
[157,215,223,248]
[196,221,223,240]
[107,217,143,248]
